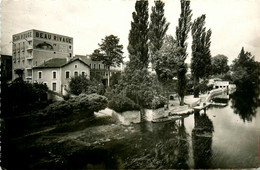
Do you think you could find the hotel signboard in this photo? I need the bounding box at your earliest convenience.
[13,30,73,44]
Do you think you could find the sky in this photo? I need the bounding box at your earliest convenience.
[1,0,260,64]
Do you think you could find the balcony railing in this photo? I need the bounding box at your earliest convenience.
[27,46,33,50]
[26,55,33,59]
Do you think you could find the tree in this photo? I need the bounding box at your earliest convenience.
[211,54,229,75]
[14,68,24,79]
[149,0,169,77]
[128,0,149,70]
[91,34,124,86]
[175,0,192,105]
[231,47,256,89]
[153,35,178,108]
[191,14,212,97]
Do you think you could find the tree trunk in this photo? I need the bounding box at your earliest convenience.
[107,67,110,87]
[194,76,200,98]
[180,96,184,106]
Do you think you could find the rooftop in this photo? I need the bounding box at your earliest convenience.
[35,58,67,68]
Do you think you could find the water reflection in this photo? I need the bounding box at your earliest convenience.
[231,85,257,122]
[126,119,190,169]
[192,111,214,169]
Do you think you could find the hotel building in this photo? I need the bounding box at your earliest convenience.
[12,30,90,95]
[12,29,73,82]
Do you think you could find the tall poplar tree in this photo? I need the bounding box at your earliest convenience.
[191,14,212,97]
[128,0,149,70]
[175,0,192,105]
[148,0,170,78]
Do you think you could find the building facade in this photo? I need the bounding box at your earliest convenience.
[33,57,90,95]
[1,55,12,82]
[75,55,123,86]
[213,81,229,89]
[12,29,73,82]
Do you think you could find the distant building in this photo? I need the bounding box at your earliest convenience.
[12,29,73,82]
[213,80,229,89]
[33,57,90,95]
[1,55,12,82]
[75,55,124,86]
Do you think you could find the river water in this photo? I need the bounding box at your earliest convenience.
[73,91,260,169]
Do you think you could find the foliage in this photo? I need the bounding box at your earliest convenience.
[14,69,24,78]
[211,54,229,75]
[191,14,212,97]
[152,35,178,108]
[108,66,166,110]
[175,0,192,105]
[90,71,103,83]
[108,95,140,113]
[91,34,124,87]
[69,75,99,95]
[44,93,108,118]
[1,78,49,116]
[149,0,169,77]
[91,35,124,68]
[198,80,209,94]
[153,35,178,82]
[128,0,149,70]
[231,47,256,88]
[109,71,122,87]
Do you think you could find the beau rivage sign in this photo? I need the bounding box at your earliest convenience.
[13,30,73,44]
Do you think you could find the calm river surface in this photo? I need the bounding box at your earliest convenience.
[78,92,260,169]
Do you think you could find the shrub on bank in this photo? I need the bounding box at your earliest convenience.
[44,93,108,120]
[108,95,140,113]
[151,95,167,109]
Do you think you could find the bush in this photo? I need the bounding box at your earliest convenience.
[1,79,49,116]
[108,95,140,113]
[151,95,167,109]
[44,93,108,120]
[69,75,99,95]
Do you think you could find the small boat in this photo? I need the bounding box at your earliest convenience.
[152,115,182,123]
[210,102,227,106]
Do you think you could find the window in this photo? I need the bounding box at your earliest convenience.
[74,71,78,77]
[28,60,32,66]
[53,71,57,79]
[75,64,78,68]
[69,45,72,50]
[44,82,47,86]
[65,71,70,79]
[69,53,72,58]
[82,71,85,76]
[27,70,32,77]
[94,64,96,69]
[98,64,101,69]
[38,71,42,79]
[52,82,57,91]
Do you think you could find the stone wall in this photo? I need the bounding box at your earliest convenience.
[112,110,141,125]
